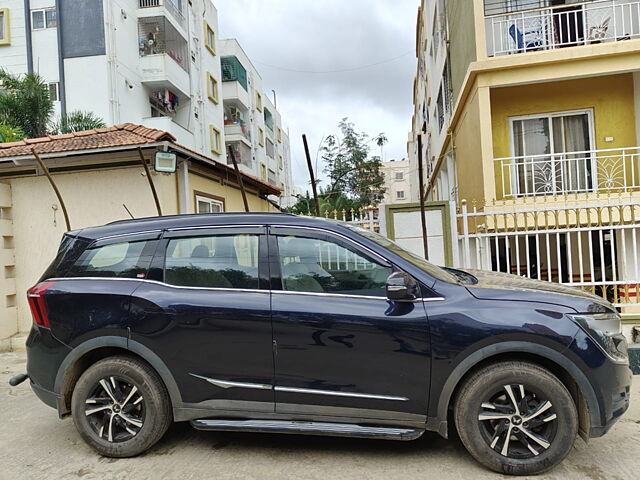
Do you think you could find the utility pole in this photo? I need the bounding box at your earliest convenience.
[302,134,321,217]
[138,148,162,216]
[227,146,250,212]
[31,148,71,231]
[417,135,429,259]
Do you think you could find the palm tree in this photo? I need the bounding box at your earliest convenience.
[54,110,106,134]
[0,123,25,143]
[0,70,53,138]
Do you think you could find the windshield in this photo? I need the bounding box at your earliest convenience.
[344,225,459,284]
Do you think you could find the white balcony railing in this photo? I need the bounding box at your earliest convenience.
[495,146,640,197]
[139,0,185,30]
[486,0,640,56]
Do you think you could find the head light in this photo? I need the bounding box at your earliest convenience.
[568,312,628,364]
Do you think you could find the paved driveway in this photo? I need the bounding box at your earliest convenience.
[1,351,638,480]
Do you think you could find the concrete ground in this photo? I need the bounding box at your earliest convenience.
[1,351,638,480]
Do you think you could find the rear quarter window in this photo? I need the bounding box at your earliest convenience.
[66,240,155,278]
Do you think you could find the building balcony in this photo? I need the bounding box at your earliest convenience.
[495,146,640,198]
[222,79,250,110]
[141,116,194,147]
[486,0,640,57]
[224,121,251,145]
[139,53,190,98]
[138,0,186,31]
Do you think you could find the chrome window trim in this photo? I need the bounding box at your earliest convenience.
[166,224,265,232]
[423,297,445,302]
[93,230,162,242]
[189,374,271,391]
[270,224,392,266]
[274,386,408,402]
[272,290,410,302]
[48,277,268,294]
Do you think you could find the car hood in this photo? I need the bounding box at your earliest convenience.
[463,269,613,312]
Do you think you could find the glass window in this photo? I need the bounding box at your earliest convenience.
[196,194,224,213]
[395,172,404,180]
[45,9,57,28]
[205,23,216,55]
[165,234,259,289]
[67,241,152,278]
[48,83,59,102]
[31,10,44,30]
[277,235,392,296]
[209,126,222,154]
[396,190,405,199]
[0,10,8,44]
[207,73,218,103]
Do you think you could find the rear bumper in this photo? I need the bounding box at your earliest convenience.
[30,380,60,411]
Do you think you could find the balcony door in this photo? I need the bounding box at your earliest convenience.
[510,109,595,196]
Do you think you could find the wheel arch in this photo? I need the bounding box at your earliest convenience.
[54,336,183,419]
[427,341,600,440]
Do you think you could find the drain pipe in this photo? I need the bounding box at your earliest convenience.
[55,0,66,117]
[24,0,33,73]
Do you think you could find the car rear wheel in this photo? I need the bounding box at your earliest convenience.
[454,361,578,476]
[71,356,172,457]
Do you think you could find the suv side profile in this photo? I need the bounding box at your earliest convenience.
[18,213,631,475]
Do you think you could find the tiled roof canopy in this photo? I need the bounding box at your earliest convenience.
[0,124,175,158]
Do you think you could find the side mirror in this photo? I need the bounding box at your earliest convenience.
[386,271,419,301]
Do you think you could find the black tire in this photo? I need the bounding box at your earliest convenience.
[71,356,172,457]
[454,361,578,476]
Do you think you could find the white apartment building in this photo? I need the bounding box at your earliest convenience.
[380,158,413,205]
[0,0,293,205]
[219,39,293,205]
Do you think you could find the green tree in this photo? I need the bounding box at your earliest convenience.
[0,122,25,143]
[0,70,53,138]
[53,110,106,134]
[321,118,387,208]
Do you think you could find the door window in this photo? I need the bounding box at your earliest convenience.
[164,234,259,289]
[511,110,593,195]
[67,240,153,278]
[277,235,392,297]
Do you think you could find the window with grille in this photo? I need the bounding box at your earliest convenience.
[221,56,248,91]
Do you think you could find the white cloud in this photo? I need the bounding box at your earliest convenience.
[215,0,419,190]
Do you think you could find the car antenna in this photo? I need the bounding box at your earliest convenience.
[123,203,135,219]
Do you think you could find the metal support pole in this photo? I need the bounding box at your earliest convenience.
[228,146,250,213]
[138,148,162,216]
[417,135,429,259]
[31,148,71,231]
[302,134,321,217]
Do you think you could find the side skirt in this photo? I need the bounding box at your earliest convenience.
[190,419,425,441]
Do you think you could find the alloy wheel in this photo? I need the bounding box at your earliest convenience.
[478,383,558,459]
[84,376,145,443]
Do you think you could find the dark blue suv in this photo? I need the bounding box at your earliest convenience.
[18,213,631,475]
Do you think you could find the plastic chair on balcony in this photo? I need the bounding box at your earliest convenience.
[509,24,545,53]
[587,16,610,43]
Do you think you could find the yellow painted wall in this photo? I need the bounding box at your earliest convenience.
[491,74,637,158]
[490,74,637,199]
[9,166,180,334]
[452,87,487,204]
[188,168,277,213]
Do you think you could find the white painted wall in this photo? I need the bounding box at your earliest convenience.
[0,0,29,75]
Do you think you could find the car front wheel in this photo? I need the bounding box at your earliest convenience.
[71,356,172,457]
[455,361,578,476]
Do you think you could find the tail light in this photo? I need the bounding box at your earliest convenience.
[27,281,55,328]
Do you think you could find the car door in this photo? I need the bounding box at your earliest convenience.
[269,226,431,425]
[129,226,274,413]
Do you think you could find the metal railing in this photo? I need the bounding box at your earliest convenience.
[304,207,380,233]
[138,0,186,30]
[457,196,640,307]
[495,147,640,198]
[487,0,640,56]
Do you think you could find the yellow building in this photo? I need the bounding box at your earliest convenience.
[410,0,640,319]
[0,124,280,350]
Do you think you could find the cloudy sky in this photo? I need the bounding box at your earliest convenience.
[215,0,419,191]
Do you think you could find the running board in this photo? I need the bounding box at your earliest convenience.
[190,419,424,441]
